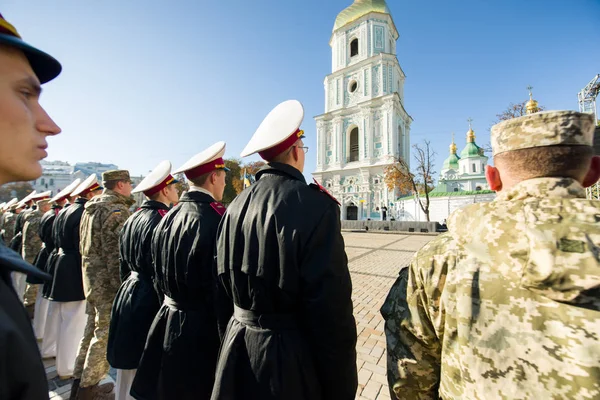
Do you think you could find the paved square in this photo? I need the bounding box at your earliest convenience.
[345,232,435,400]
[45,231,436,399]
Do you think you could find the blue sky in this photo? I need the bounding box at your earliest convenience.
[4,0,600,179]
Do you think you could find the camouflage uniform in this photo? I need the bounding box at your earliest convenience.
[75,172,134,389]
[21,208,43,307]
[382,111,600,399]
[2,210,17,246]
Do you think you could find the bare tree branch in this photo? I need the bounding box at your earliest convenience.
[384,140,436,221]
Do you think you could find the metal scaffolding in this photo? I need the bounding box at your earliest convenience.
[578,74,600,122]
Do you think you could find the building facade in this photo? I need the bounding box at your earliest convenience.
[438,123,489,193]
[313,0,412,220]
[31,161,121,196]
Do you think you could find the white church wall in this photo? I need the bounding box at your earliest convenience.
[396,192,496,223]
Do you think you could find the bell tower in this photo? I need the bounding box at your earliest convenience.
[314,0,412,220]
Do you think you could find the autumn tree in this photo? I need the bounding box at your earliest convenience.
[172,173,189,197]
[384,140,436,221]
[242,161,266,177]
[222,158,242,205]
[0,182,34,202]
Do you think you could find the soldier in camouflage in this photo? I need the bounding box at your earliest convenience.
[21,197,51,315]
[2,202,22,246]
[75,170,134,400]
[381,110,600,399]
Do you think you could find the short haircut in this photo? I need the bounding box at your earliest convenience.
[104,180,118,190]
[495,145,593,181]
[270,144,298,164]
[104,180,129,190]
[189,169,223,187]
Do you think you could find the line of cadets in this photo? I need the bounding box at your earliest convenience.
[1,99,359,400]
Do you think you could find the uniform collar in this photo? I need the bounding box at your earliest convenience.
[179,190,215,203]
[495,177,587,201]
[257,162,306,184]
[187,186,215,198]
[140,199,170,211]
[103,189,136,207]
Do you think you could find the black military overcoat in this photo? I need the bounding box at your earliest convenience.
[131,191,223,400]
[211,163,358,400]
[39,206,60,299]
[48,198,87,302]
[107,200,168,369]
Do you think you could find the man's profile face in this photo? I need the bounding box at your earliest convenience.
[165,184,180,205]
[0,45,61,185]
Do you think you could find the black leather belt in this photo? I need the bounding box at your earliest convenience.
[233,305,297,330]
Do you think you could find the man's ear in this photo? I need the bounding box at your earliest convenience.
[582,155,600,188]
[485,165,503,192]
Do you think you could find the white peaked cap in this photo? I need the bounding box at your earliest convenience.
[50,178,82,203]
[173,141,229,179]
[71,175,102,198]
[132,160,178,195]
[240,100,304,159]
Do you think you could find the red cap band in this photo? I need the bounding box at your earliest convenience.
[78,182,101,197]
[185,157,226,180]
[143,175,176,197]
[258,129,304,161]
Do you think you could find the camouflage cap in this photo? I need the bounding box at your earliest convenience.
[102,170,131,184]
[491,110,595,157]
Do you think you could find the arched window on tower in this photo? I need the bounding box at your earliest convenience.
[350,39,359,57]
[349,127,359,162]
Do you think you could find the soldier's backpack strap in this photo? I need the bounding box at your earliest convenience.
[210,202,226,216]
[309,178,341,205]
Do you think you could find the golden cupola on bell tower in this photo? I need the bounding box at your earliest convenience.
[526,85,540,115]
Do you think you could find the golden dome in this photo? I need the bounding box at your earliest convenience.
[466,118,475,143]
[333,0,392,32]
[526,86,540,115]
[449,133,457,154]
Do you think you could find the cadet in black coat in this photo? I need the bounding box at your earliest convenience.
[45,176,105,385]
[211,101,357,400]
[131,143,228,400]
[40,204,61,298]
[108,161,180,400]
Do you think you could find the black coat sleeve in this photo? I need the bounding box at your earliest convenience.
[214,217,233,340]
[299,203,358,400]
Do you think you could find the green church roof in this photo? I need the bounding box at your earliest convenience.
[460,142,484,158]
[442,153,460,170]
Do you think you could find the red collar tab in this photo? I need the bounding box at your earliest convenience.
[210,202,226,216]
[312,178,340,205]
[143,174,177,197]
[185,157,225,180]
[158,209,168,217]
[258,129,304,161]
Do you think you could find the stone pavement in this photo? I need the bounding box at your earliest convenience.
[45,231,435,399]
[345,232,435,400]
